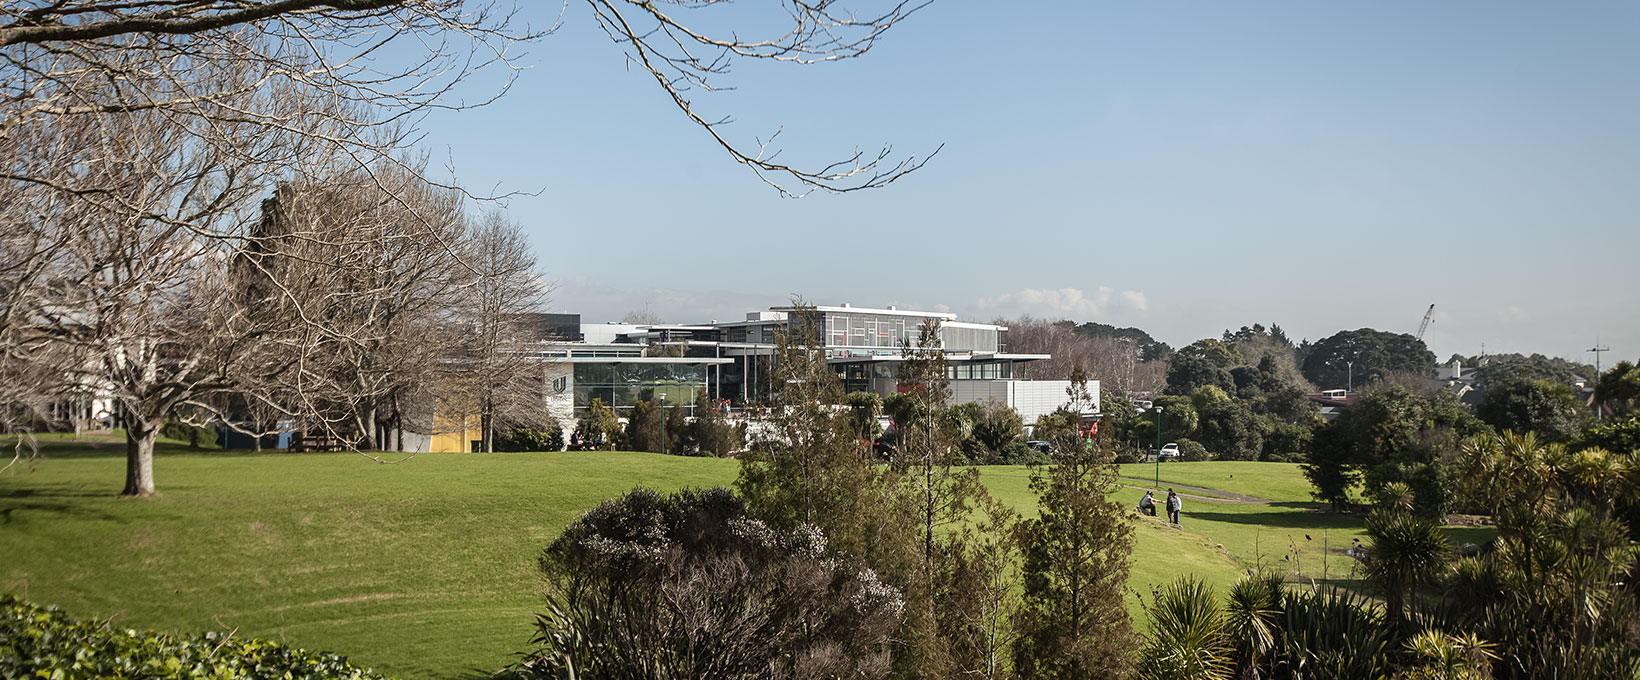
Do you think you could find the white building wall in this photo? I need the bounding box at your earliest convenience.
[544,363,576,448]
[949,379,1100,426]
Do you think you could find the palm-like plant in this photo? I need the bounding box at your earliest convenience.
[1275,588,1392,680]
[1224,571,1285,679]
[1363,510,1451,631]
[1401,630,1497,680]
[1138,576,1232,680]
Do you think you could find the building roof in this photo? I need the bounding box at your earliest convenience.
[770,304,956,320]
[542,356,735,365]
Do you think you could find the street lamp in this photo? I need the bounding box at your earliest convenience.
[1346,360,1354,393]
[658,392,667,455]
[1154,406,1164,489]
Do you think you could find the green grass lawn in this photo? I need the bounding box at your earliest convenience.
[0,443,1488,678]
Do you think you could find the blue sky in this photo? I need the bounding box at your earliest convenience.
[420,2,1639,365]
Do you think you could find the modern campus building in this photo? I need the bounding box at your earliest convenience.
[419,304,1097,452]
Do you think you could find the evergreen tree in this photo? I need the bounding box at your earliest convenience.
[895,318,991,678]
[1013,366,1137,679]
[735,303,913,572]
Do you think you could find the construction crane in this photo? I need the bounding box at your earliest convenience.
[1416,304,1435,341]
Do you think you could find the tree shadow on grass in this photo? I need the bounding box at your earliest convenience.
[3,438,266,460]
[1187,502,1367,531]
[0,487,129,524]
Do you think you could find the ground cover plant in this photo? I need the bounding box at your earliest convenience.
[1,439,1482,677]
[0,595,390,680]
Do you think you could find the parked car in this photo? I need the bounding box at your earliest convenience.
[1025,440,1051,453]
[1158,443,1180,458]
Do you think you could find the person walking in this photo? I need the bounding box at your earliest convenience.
[1138,490,1157,516]
[1166,489,1182,525]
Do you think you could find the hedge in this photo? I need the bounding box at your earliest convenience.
[0,595,392,679]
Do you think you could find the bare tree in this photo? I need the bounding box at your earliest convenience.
[245,162,473,453]
[585,0,939,197]
[457,211,552,453]
[1,0,936,493]
[1003,316,1168,397]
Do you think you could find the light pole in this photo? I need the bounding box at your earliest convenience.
[658,392,667,454]
[1346,361,1354,393]
[1154,406,1164,489]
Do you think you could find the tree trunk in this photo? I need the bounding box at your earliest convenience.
[123,420,159,497]
[480,398,494,453]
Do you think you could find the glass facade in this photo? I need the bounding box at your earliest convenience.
[946,361,1012,380]
[824,313,912,350]
[573,362,708,415]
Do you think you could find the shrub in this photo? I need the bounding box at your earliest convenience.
[522,487,903,679]
[1176,438,1211,462]
[0,595,390,679]
[1112,445,1146,464]
[1261,421,1312,462]
[1003,440,1050,466]
[494,421,565,452]
[686,392,744,457]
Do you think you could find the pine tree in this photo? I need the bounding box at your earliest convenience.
[1013,365,1138,680]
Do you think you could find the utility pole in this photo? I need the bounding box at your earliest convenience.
[1589,342,1610,420]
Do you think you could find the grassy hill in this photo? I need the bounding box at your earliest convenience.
[0,441,1481,678]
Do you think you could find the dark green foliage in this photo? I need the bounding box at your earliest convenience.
[1133,573,1397,680]
[1133,395,1199,445]
[1261,422,1312,463]
[662,400,687,454]
[0,595,389,679]
[1196,399,1263,461]
[1175,438,1211,462]
[685,391,743,457]
[1012,412,1137,679]
[883,391,921,445]
[494,421,564,452]
[621,399,663,453]
[161,417,213,449]
[1299,328,1435,391]
[1166,353,1236,396]
[737,304,913,574]
[844,391,884,441]
[1249,387,1321,426]
[963,399,1028,465]
[1362,510,1451,630]
[1472,354,1596,389]
[1596,361,1640,416]
[1440,431,1640,677]
[1477,378,1586,442]
[571,398,620,450]
[1302,385,1486,515]
[1576,414,1640,454]
[1273,589,1393,680]
[1223,571,1284,678]
[1136,577,1230,679]
[523,487,904,680]
[1439,505,1640,679]
[1177,338,1244,369]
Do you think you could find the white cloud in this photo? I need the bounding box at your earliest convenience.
[1119,290,1150,313]
[971,286,1149,320]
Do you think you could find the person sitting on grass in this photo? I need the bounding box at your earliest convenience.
[1138,490,1157,516]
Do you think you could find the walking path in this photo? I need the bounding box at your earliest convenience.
[1115,477,1273,504]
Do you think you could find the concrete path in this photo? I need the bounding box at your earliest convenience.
[1116,477,1274,504]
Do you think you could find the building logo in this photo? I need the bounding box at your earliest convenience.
[552,376,568,394]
